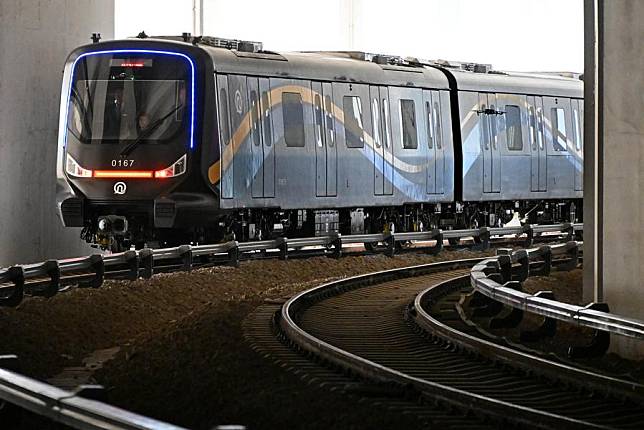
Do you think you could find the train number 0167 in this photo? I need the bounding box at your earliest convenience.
[111,159,135,167]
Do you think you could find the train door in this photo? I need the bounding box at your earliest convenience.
[423,90,445,194]
[370,86,385,195]
[571,99,583,191]
[536,97,547,191]
[479,93,501,193]
[247,78,264,198]
[312,82,327,197]
[322,82,337,196]
[259,78,275,198]
[423,90,436,194]
[381,87,394,195]
[216,75,233,199]
[433,91,445,194]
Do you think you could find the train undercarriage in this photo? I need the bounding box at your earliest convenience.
[82,199,582,251]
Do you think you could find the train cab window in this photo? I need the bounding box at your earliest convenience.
[433,100,442,150]
[400,99,418,149]
[261,91,272,146]
[505,105,523,151]
[283,92,305,147]
[551,107,567,151]
[219,88,231,145]
[343,95,365,148]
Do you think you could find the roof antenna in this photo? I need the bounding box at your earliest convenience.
[91,33,101,44]
[182,32,192,42]
[137,31,148,39]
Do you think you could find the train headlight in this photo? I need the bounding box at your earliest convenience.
[154,154,187,178]
[66,154,93,178]
[98,218,109,231]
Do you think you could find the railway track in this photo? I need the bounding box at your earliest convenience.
[279,259,644,429]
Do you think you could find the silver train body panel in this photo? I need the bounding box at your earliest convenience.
[452,70,583,202]
[205,48,456,210]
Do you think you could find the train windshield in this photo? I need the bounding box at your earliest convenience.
[66,54,190,145]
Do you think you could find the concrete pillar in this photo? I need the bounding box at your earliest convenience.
[584,0,644,359]
[0,1,114,266]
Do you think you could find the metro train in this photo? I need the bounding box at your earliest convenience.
[55,34,583,251]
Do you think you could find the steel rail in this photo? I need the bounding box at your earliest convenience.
[0,358,185,430]
[0,222,580,429]
[0,222,581,307]
[279,258,610,429]
[412,274,644,402]
[470,242,644,341]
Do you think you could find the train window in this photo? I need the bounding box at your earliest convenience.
[219,88,231,145]
[551,107,567,151]
[314,94,323,147]
[262,91,272,146]
[400,99,418,149]
[343,95,365,148]
[505,105,523,151]
[372,98,382,148]
[433,100,442,150]
[536,107,544,150]
[250,90,260,146]
[528,106,536,150]
[324,95,335,147]
[283,92,305,147]
[382,99,391,148]
[573,108,581,151]
[425,101,434,149]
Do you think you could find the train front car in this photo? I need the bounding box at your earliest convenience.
[56,40,215,251]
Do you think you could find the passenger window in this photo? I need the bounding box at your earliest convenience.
[324,95,335,147]
[261,91,272,146]
[426,101,434,149]
[343,95,365,148]
[536,107,544,150]
[400,99,418,149]
[250,90,260,146]
[372,98,382,148]
[219,88,231,145]
[314,94,323,147]
[573,108,581,151]
[528,106,536,150]
[382,99,390,148]
[433,100,442,150]
[505,105,523,151]
[551,107,567,151]
[283,92,305,147]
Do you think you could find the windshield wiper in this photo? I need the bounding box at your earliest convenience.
[120,104,183,157]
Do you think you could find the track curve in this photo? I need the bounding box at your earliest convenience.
[280,260,644,429]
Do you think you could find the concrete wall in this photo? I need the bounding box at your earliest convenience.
[585,0,644,359]
[0,1,114,266]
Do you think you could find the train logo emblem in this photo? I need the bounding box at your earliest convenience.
[234,89,243,113]
[113,182,127,195]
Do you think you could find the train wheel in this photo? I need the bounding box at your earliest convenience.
[364,242,378,252]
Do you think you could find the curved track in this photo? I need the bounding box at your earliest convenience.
[280,260,644,429]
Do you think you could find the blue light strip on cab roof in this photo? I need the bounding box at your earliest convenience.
[64,49,196,150]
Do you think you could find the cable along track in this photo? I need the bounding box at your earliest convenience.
[280,259,644,429]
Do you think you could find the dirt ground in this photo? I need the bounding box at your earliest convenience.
[0,249,485,429]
